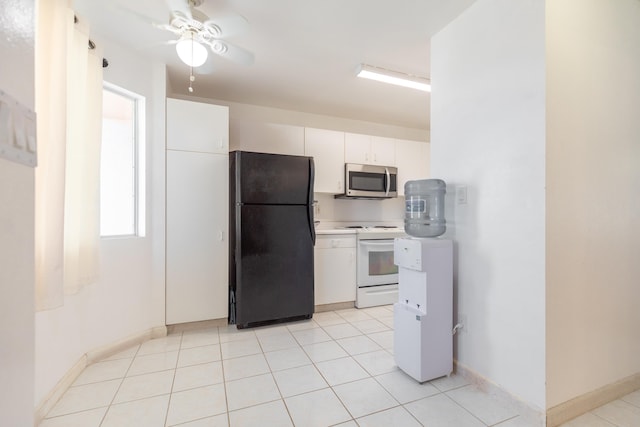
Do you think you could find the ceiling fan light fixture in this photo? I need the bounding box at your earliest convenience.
[356,64,431,92]
[176,32,208,67]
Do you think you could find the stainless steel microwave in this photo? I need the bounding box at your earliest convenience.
[336,163,398,199]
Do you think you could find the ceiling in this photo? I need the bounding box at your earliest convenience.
[74,0,476,131]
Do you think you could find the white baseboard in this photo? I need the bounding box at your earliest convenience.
[34,325,167,427]
[315,301,355,313]
[85,327,166,364]
[454,360,546,427]
[166,318,227,334]
[546,373,640,427]
[34,354,87,427]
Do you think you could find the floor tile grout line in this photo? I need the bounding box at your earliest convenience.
[40,405,111,424]
[196,325,234,427]
[441,389,493,426]
[619,394,640,410]
[262,358,297,426]
[220,324,232,427]
[324,383,358,424]
[97,341,142,426]
[162,331,184,427]
[589,407,624,427]
[219,330,232,427]
[488,413,521,426]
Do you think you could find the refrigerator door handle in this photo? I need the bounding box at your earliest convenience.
[308,158,316,245]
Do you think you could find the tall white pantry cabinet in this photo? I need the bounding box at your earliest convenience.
[166,98,229,324]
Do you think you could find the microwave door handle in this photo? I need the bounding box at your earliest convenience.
[385,167,390,196]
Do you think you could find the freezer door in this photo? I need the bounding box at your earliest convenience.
[233,151,313,205]
[234,204,314,326]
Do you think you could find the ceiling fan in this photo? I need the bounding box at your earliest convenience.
[144,0,254,91]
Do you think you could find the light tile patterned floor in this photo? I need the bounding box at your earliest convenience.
[39,306,640,427]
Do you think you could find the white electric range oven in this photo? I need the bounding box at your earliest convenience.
[349,226,406,308]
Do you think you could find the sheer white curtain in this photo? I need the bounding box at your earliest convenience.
[35,1,103,310]
[63,12,103,294]
[35,0,69,310]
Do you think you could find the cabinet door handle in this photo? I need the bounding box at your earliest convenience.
[219,231,224,241]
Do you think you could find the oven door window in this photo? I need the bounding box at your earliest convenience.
[358,240,399,287]
[369,251,398,276]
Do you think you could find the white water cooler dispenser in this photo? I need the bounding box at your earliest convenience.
[394,179,453,382]
[394,238,453,382]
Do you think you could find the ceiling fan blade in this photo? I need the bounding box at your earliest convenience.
[206,40,254,66]
[154,23,182,36]
[166,0,192,20]
[203,13,249,38]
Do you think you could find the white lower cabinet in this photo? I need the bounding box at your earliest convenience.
[314,235,356,305]
[166,150,228,324]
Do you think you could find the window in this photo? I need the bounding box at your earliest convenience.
[100,83,145,237]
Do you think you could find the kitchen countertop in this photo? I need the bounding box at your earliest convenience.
[315,228,357,235]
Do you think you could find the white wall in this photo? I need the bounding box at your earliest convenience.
[313,193,405,225]
[545,0,640,408]
[0,1,35,424]
[174,94,430,142]
[34,38,167,407]
[431,0,546,410]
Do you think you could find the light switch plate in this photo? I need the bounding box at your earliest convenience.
[0,89,37,167]
[456,186,468,204]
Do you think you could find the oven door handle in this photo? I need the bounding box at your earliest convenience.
[361,287,398,295]
[359,241,394,247]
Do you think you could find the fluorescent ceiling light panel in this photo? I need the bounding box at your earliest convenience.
[356,64,431,92]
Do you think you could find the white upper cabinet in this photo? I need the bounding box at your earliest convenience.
[396,139,430,196]
[343,133,370,164]
[345,133,396,166]
[230,120,305,155]
[166,98,228,153]
[304,128,345,194]
[371,136,396,166]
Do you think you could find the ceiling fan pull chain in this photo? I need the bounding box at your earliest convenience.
[188,31,195,93]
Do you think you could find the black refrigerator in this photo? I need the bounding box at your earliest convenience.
[229,151,316,328]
